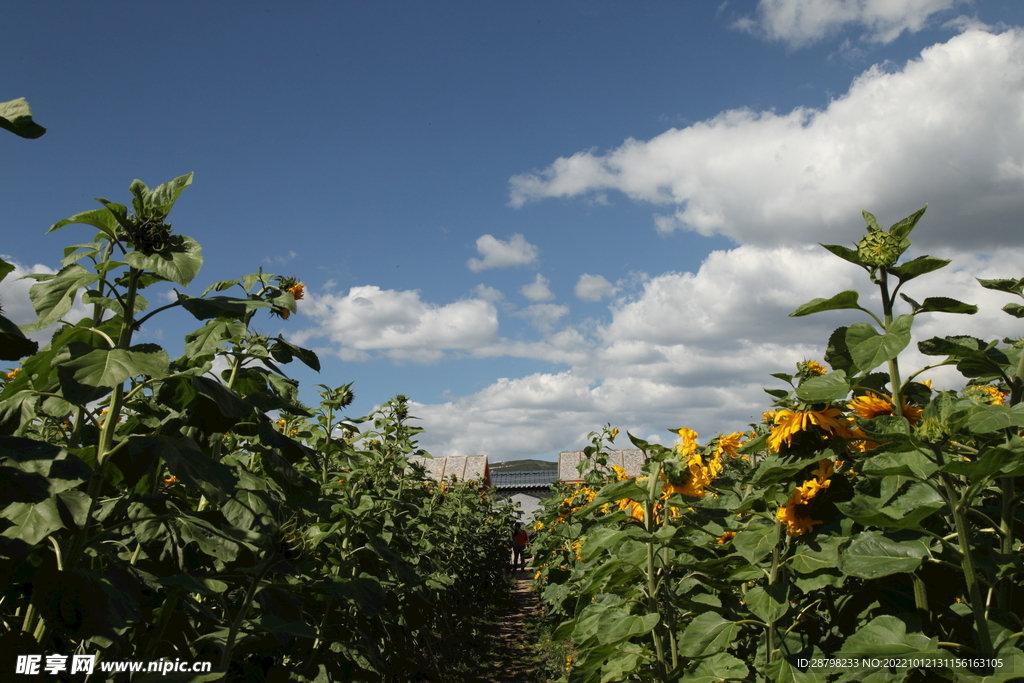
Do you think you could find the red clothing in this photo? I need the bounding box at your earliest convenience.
[512,529,528,547]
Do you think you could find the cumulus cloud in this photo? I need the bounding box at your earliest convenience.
[466,233,539,272]
[473,284,504,302]
[510,29,1024,252]
[734,0,964,47]
[575,273,616,301]
[515,303,570,334]
[414,243,1024,459]
[291,285,499,363]
[521,273,555,302]
[0,257,92,344]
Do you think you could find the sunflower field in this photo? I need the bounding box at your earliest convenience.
[530,207,1024,682]
[0,164,511,681]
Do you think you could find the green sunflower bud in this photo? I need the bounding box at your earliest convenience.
[857,229,903,268]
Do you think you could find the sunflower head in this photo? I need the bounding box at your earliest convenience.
[857,228,906,268]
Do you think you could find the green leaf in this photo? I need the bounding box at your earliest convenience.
[790,290,863,318]
[966,404,1024,434]
[796,370,851,403]
[676,611,741,657]
[836,615,944,660]
[57,342,170,389]
[0,315,38,360]
[838,531,929,578]
[762,659,827,683]
[918,335,990,358]
[191,376,252,419]
[1002,303,1024,319]
[24,264,99,330]
[178,293,268,321]
[912,297,978,315]
[889,255,950,282]
[819,243,865,268]
[0,97,46,138]
[943,445,1024,481]
[733,521,777,565]
[0,258,14,282]
[596,611,659,645]
[184,319,246,358]
[789,535,843,574]
[977,277,1024,295]
[1,498,63,547]
[684,652,750,683]
[824,326,855,375]
[270,336,321,372]
[887,205,927,241]
[48,207,121,239]
[746,583,788,623]
[145,173,194,214]
[125,234,203,286]
[846,315,913,372]
[127,435,238,504]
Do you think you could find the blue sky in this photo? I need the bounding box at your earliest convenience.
[5,1,1024,460]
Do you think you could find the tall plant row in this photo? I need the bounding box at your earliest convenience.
[531,207,1024,682]
[0,172,511,682]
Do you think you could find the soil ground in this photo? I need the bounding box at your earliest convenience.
[461,568,549,683]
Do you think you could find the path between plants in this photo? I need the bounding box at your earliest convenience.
[463,569,548,683]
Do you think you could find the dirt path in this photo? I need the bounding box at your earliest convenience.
[462,569,547,683]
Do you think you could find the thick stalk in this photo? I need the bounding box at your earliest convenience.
[766,520,783,661]
[645,463,667,680]
[878,270,904,417]
[939,467,994,658]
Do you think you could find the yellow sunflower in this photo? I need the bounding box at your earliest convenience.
[848,392,922,425]
[768,407,852,453]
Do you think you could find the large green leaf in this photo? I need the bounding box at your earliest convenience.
[1,498,63,547]
[835,614,944,659]
[596,611,659,645]
[184,319,246,357]
[905,296,978,315]
[0,315,38,360]
[977,277,1024,296]
[733,521,777,565]
[889,255,950,283]
[966,404,1024,434]
[818,243,864,268]
[789,534,843,574]
[887,205,927,241]
[125,234,203,286]
[846,315,913,372]
[270,336,321,372]
[24,263,99,330]
[682,652,750,683]
[790,290,863,318]
[796,370,851,403]
[0,97,45,138]
[837,531,929,578]
[57,342,170,389]
[127,435,237,504]
[178,293,267,321]
[143,173,194,214]
[48,207,121,239]
[676,612,741,657]
[746,583,788,623]
[917,335,991,358]
[191,376,252,419]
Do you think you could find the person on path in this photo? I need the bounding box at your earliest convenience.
[511,521,529,572]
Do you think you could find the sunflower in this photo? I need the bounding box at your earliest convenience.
[848,392,922,425]
[777,458,834,537]
[716,531,737,545]
[965,384,1009,406]
[801,360,828,376]
[288,282,305,300]
[610,465,629,481]
[768,407,852,453]
[714,431,746,459]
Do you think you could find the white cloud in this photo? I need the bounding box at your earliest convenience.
[291,285,499,362]
[734,0,964,48]
[473,284,504,302]
[575,273,616,301]
[414,243,1024,459]
[515,303,570,334]
[510,29,1024,252]
[466,233,539,272]
[0,257,92,344]
[521,273,555,302]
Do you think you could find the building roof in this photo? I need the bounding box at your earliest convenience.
[407,455,490,486]
[491,470,559,490]
[558,449,647,483]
